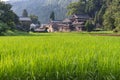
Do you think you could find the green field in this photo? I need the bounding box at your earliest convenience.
[0,33,120,80]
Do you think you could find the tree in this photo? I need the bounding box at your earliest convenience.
[0,1,19,31]
[50,11,55,20]
[85,0,104,18]
[103,9,115,30]
[94,5,106,26]
[85,20,94,32]
[113,0,120,32]
[67,0,86,15]
[114,12,120,32]
[103,0,120,31]
[29,14,39,24]
[22,9,28,17]
[0,21,8,35]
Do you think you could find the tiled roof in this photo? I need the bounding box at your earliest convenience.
[63,18,72,23]
[19,17,31,21]
[73,14,90,19]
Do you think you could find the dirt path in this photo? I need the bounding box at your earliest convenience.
[90,33,120,37]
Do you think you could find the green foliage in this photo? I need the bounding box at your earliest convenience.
[67,0,104,17]
[113,28,119,33]
[22,9,28,17]
[67,2,80,15]
[29,14,40,24]
[0,21,8,35]
[85,0,103,17]
[85,20,94,32]
[0,1,11,11]
[113,1,120,31]
[103,0,120,31]
[50,11,55,20]
[0,1,19,30]
[94,5,106,26]
[67,0,106,29]
[67,0,86,15]
[0,33,120,80]
[103,10,115,30]
[67,0,120,31]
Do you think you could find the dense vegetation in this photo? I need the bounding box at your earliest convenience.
[67,0,120,32]
[0,33,120,80]
[0,1,19,35]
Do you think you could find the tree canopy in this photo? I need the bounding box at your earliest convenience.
[0,1,19,35]
[50,11,55,21]
[29,14,40,25]
[22,9,28,17]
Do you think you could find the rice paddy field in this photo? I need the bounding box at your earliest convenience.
[0,33,120,80]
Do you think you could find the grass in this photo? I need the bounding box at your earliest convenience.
[0,32,120,80]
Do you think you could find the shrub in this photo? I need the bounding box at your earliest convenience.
[0,21,8,35]
[85,20,94,32]
[113,27,120,33]
[113,29,118,33]
[7,21,16,31]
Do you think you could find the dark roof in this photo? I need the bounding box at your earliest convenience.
[50,20,62,23]
[73,14,90,19]
[73,24,85,27]
[19,17,31,21]
[73,22,85,25]
[34,28,45,32]
[63,18,72,23]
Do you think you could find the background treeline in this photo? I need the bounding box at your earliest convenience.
[10,0,78,23]
[67,0,120,32]
[11,0,120,32]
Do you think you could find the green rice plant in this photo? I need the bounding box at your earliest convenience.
[0,33,120,80]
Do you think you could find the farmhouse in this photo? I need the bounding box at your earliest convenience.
[72,14,90,22]
[18,17,32,31]
[71,14,90,31]
[63,18,72,24]
[46,20,72,32]
[46,14,91,32]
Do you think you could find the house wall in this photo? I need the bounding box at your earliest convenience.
[19,21,31,31]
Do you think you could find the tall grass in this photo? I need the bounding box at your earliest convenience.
[0,33,120,80]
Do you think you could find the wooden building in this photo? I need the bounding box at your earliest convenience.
[71,14,90,31]
[47,20,71,32]
[46,14,91,32]
[18,17,32,31]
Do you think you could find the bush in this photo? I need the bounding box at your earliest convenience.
[113,29,118,33]
[113,27,120,33]
[7,21,16,31]
[85,20,94,32]
[0,21,8,35]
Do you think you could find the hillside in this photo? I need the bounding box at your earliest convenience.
[10,0,78,23]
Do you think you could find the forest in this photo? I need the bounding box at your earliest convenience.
[67,0,120,32]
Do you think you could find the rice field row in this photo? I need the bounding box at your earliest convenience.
[0,33,120,80]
